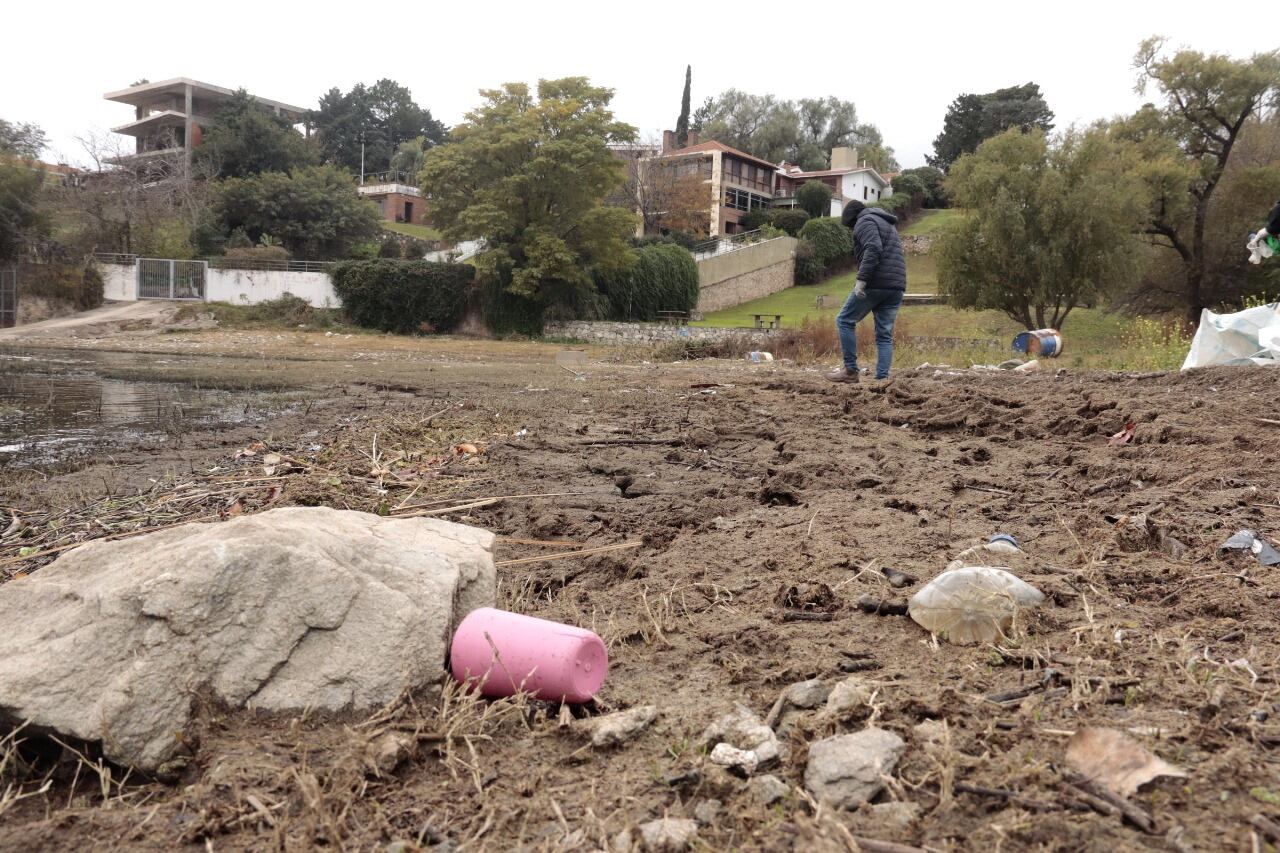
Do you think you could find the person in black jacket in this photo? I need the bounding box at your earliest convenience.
[826,200,907,383]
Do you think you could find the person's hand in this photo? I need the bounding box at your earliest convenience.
[854,279,867,298]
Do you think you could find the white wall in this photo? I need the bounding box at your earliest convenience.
[96,262,338,308]
[205,268,338,308]
[101,262,135,301]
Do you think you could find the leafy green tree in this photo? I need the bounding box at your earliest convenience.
[888,172,926,200]
[1118,37,1280,324]
[928,83,1054,171]
[898,166,948,207]
[389,137,429,179]
[215,165,384,259]
[421,77,638,329]
[195,90,316,178]
[796,180,833,219]
[0,119,47,159]
[312,80,446,175]
[936,128,1148,329]
[599,243,699,320]
[0,164,44,260]
[675,66,692,149]
[691,91,897,172]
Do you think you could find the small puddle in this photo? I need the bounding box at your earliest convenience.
[0,350,278,466]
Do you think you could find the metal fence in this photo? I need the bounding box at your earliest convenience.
[692,229,774,260]
[0,268,15,328]
[137,258,208,299]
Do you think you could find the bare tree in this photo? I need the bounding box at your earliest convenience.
[618,140,713,237]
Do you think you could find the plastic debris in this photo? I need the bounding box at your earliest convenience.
[946,534,1021,572]
[908,567,1045,645]
[1012,329,1063,358]
[1108,421,1137,446]
[1181,303,1280,368]
[1219,530,1280,567]
[1065,727,1187,798]
[450,608,608,702]
[746,351,774,363]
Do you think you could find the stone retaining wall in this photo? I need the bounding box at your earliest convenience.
[697,258,795,314]
[544,320,776,347]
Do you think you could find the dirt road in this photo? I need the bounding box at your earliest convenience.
[2,335,1279,851]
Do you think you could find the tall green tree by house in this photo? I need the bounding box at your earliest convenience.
[936,128,1148,329]
[675,66,692,149]
[1115,38,1280,324]
[0,119,47,160]
[796,181,833,219]
[421,77,637,331]
[311,80,445,176]
[691,91,897,171]
[928,83,1054,171]
[896,166,949,207]
[215,165,383,259]
[194,90,317,178]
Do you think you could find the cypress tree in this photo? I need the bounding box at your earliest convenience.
[675,66,691,149]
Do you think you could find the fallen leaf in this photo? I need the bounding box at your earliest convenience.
[264,485,284,504]
[223,497,245,518]
[452,443,483,457]
[1107,421,1137,446]
[1065,727,1187,798]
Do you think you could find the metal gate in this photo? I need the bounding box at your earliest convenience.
[0,268,15,328]
[137,258,207,300]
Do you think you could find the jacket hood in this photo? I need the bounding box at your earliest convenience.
[864,207,898,226]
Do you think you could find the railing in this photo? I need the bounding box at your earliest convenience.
[93,252,335,273]
[722,173,773,193]
[692,229,777,260]
[360,170,417,186]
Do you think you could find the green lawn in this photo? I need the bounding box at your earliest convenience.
[383,222,443,241]
[902,208,963,236]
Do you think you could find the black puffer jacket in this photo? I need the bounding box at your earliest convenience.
[847,208,907,292]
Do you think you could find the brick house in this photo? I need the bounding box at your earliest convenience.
[654,131,779,237]
[356,171,431,226]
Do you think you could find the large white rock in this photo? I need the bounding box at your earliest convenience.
[0,507,495,771]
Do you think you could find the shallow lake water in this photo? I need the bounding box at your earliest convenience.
[0,350,255,465]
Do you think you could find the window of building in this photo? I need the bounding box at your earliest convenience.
[863,186,868,200]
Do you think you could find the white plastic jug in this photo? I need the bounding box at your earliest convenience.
[908,567,1044,645]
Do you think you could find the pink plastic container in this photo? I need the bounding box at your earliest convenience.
[449,607,608,703]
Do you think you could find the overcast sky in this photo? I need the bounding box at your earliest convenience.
[6,0,1272,171]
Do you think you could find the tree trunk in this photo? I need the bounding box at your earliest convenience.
[1034,304,1046,329]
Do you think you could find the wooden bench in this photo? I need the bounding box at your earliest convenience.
[753,313,783,329]
[656,310,689,326]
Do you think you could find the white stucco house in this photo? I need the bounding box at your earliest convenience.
[773,147,893,217]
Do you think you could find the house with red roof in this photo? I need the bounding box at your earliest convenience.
[772,148,893,217]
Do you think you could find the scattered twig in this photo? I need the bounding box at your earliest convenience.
[1251,813,1280,842]
[856,596,909,616]
[955,782,1057,812]
[573,437,683,447]
[1064,775,1156,834]
[847,838,928,853]
[780,610,835,623]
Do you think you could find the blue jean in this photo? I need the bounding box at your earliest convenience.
[836,287,903,379]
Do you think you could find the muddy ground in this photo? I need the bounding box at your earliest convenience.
[2,333,1280,852]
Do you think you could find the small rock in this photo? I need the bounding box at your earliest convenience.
[584,705,659,748]
[370,732,413,775]
[693,799,721,826]
[868,801,920,833]
[826,676,874,714]
[751,774,791,806]
[710,742,759,774]
[639,817,698,853]
[701,703,788,763]
[913,719,949,744]
[611,829,635,853]
[384,842,415,853]
[786,679,830,709]
[804,727,906,809]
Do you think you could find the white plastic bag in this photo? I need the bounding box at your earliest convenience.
[908,567,1045,645]
[1182,304,1280,369]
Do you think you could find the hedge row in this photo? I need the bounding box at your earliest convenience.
[598,243,699,321]
[330,259,474,334]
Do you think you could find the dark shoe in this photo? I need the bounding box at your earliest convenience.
[825,366,859,383]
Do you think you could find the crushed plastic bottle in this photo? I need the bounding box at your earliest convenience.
[946,533,1021,572]
[908,566,1045,645]
[745,351,774,363]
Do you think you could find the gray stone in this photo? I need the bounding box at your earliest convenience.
[826,676,874,714]
[701,703,787,770]
[0,507,495,771]
[868,801,920,833]
[693,799,721,826]
[639,818,699,852]
[804,727,907,809]
[370,732,414,775]
[786,679,830,709]
[584,705,659,748]
[751,773,791,806]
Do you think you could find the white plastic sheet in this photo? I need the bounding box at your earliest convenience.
[1181,303,1280,369]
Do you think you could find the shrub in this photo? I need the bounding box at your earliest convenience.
[223,245,291,263]
[403,241,427,260]
[794,240,824,285]
[19,262,103,310]
[796,181,834,219]
[479,275,545,336]
[771,208,810,236]
[378,238,401,258]
[798,216,854,267]
[741,209,773,231]
[631,230,700,252]
[758,224,787,240]
[600,243,699,321]
[330,259,474,334]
